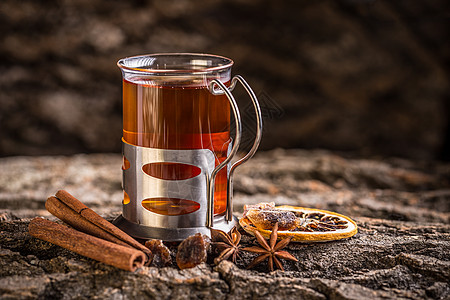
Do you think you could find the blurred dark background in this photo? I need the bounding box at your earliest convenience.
[1,0,449,160]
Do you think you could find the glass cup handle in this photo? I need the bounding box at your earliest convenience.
[207,76,263,226]
[206,79,242,227]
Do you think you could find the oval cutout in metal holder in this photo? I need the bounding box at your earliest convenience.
[142,197,201,215]
[122,156,130,170]
[142,162,202,181]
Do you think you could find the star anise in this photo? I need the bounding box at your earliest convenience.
[242,222,298,272]
[210,226,242,264]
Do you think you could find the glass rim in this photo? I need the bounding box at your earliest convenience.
[117,53,234,74]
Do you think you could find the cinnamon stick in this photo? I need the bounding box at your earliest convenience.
[28,217,146,272]
[49,190,151,260]
[46,196,128,247]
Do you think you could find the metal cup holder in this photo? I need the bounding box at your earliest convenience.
[114,76,262,241]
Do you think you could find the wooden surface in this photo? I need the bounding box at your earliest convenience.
[0,149,449,299]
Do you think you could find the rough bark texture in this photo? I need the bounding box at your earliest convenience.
[1,0,448,160]
[0,150,449,299]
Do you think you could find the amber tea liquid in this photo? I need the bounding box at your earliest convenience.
[123,79,231,215]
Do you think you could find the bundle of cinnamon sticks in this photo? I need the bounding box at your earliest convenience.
[28,190,152,272]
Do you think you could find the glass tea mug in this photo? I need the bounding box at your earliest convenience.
[114,53,262,241]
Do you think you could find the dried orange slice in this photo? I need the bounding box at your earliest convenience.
[239,205,357,242]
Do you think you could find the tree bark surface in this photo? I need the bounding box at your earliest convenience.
[0,149,448,299]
